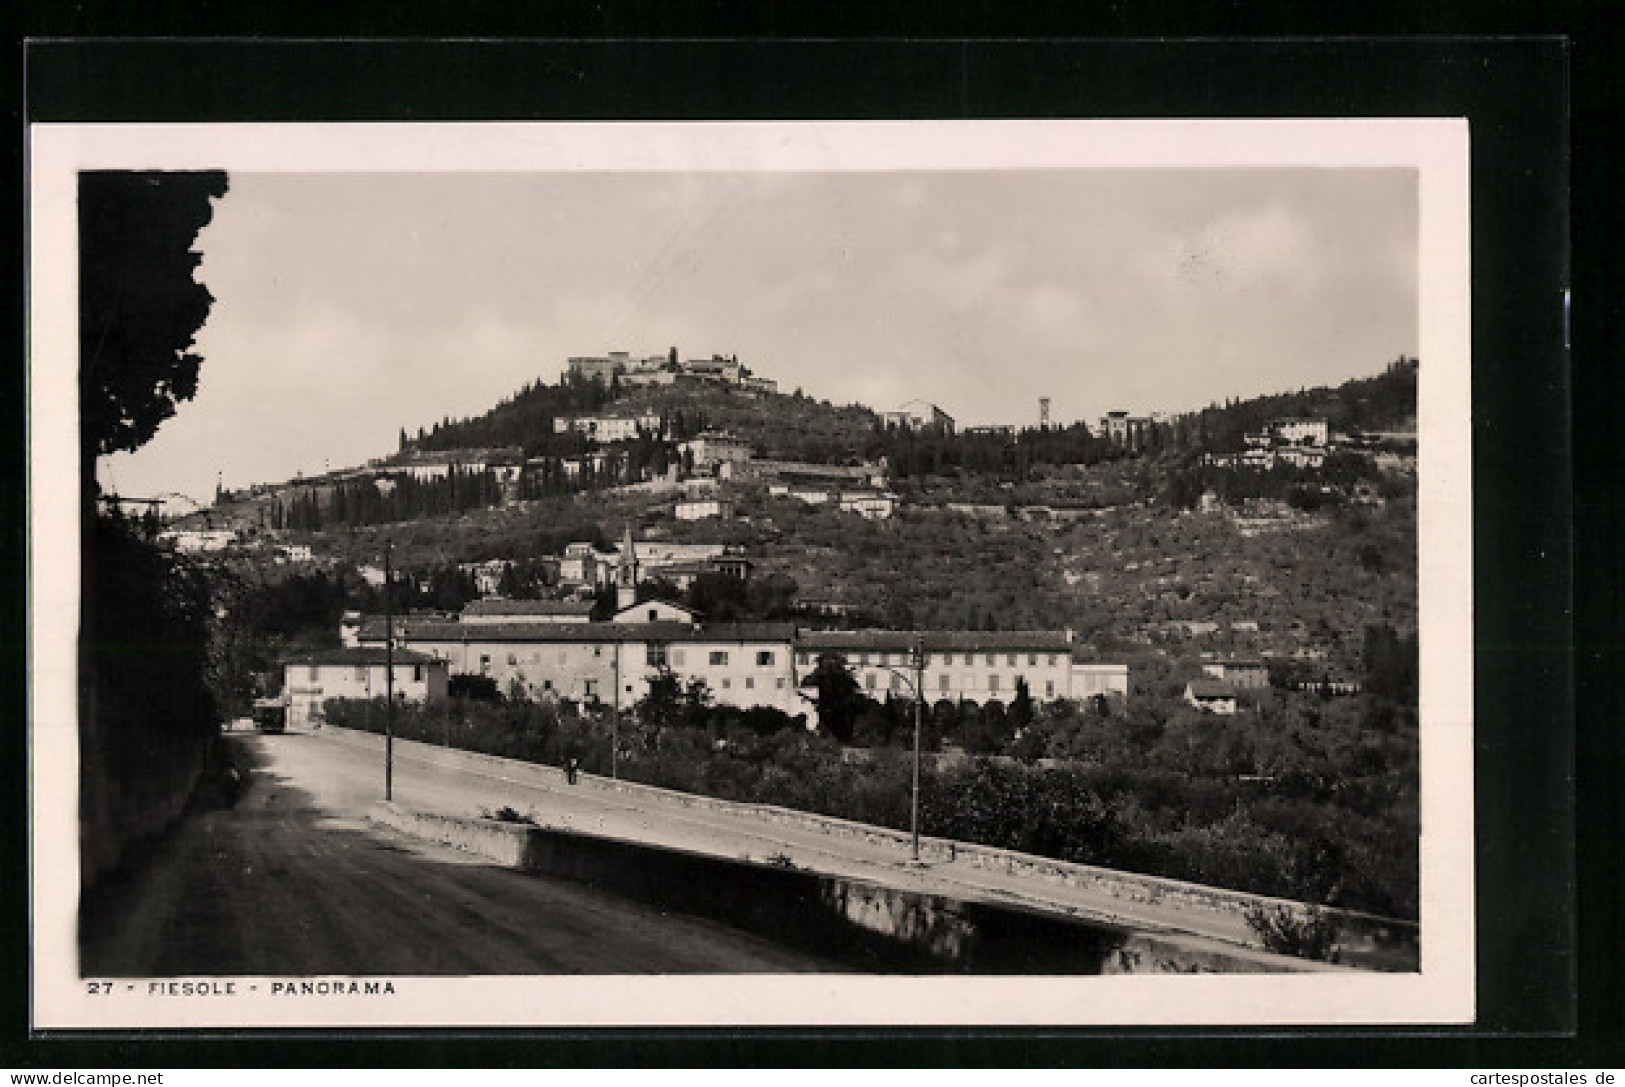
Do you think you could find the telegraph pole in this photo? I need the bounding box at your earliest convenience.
[912,636,923,863]
[384,541,395,802]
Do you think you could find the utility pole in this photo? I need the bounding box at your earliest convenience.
[384,541,394,803]
[912,636,924,863]
[611,642,620,780]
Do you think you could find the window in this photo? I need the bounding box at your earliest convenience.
[507,653,518,666]
[709,650,729,666]
[648,608,660,622]
[593,645,603,658]
[1048,654,1058,667]
[776,678,786,689]
[797,652,811,667]
[938,674,950,692]
[354,666,367,681]
[583,679,597,698]
[647,643,668,668]
[413,665,424,682]
[1007,653,1018,667]
[1045,680,1056,697]
[865,674,876,690]
[756,650,775,666]
[308,665,320,681]
[989,674,1001,692]
[1028,653,1038,666]
[721,678,732,689]
[542,680,553,691]
[745,678,755,689]
[890,674,902,691]
[941,653,953,666]
[480,655,491,674]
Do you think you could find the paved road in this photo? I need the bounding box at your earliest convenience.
[78,730,844,976]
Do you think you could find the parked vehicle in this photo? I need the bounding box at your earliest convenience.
[251,698,287,734]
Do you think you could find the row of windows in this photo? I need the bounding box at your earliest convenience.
[311,664,425,682]
[797,651,1063,669]
[472,647,782,671]
[860,673,1058,697]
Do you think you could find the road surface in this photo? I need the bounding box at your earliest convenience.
[78,730,843,976]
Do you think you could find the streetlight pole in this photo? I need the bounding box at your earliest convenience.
[880,642,927,865]
[384,541,394,803]
[912,637,923,864]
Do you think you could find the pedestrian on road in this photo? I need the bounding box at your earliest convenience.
[565,757,580,785]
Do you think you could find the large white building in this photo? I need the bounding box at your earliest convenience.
[364,619,804,714]
[799,630,1085,706]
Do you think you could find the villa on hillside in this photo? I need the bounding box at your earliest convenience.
[879,399,956,435]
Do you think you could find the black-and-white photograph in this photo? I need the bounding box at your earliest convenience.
[29,120,1474,1028]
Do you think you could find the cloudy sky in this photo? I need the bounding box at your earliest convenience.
[99,167,1416,503]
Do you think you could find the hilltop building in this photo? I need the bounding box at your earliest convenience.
[552,412,664,443]
[563,351,777,394]
[674,497,731,521]
[1201,658,1270,689]
[837,491,899,520]
[1099,411,1151,448]
[880,400,955,435]
[679,431,755,472]
[1183,679,1239,715]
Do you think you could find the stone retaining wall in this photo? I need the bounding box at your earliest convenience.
[326,725,1417,969]
[369,801,1327,975]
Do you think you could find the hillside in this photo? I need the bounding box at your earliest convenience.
[206,355,1417,660]
[409,369,881,465]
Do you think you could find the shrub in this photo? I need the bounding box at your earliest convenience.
[1245,903,1342,962]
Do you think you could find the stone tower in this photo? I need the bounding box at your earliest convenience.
[616,523,640,610]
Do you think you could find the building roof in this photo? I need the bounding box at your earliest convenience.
[366,620,799,645]
[1185,679,1238,699]
[285,647,441,667]
[612,599,700,621]
[800,630,1074,653]
[1070,658,1128,671]
[461,598,596,618]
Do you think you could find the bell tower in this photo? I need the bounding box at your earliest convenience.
[616,523,640,610]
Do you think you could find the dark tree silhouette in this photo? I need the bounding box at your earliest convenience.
[803,653,864,744]
[77,170,232,891]
[79,170,230,492]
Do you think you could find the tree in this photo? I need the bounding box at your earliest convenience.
[77,171,231,891]
[1010,676,1035,733]
[635,669,686,732]
[79,171,230,492]
[803,653,864,744]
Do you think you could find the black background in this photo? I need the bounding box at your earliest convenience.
[6,14,1611,1070]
